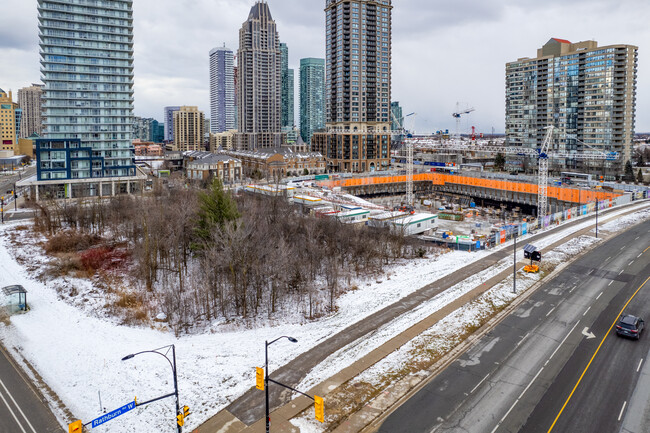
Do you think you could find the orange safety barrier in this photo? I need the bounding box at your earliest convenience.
[318,173,622,204]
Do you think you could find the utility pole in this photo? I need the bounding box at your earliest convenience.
[1,196,4,224]
[13,184,17,211]
[595,199,599,238]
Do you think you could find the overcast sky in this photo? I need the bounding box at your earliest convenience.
[1,0,648,133]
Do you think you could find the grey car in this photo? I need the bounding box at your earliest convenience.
[616,315,645,340]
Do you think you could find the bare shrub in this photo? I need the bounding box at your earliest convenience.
[45,230,102,254]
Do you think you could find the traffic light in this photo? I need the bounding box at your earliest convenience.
[176,413,184,427]
[256,367,264,390]
[314,395,324,423]
[68,420,82,432]
[183,405,190,418]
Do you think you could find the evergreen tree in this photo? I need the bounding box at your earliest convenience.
[194,178,240,244]
[624,160,635,182]
[494,153,506,171]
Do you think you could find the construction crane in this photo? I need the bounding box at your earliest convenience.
[452,103,475,140]
[405,127,619,221]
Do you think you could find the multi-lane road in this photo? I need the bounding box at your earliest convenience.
[0,344,63,433]
[377,220,650,433]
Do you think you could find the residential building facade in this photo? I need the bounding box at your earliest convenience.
[17,84,43,138]
[280,43,294,128]
[299,58,325,145]
[164,106,181,142]
[209,130,236,151]
[173,106,205,152]
[506,38,638,172]
[312,0,393,173]
[0,89,19,153]
[133,116,151,141]
[210,46,236,133]
[223,147,325,179]
[186,153,242,184]
[236,1,283,150]
[150,119,164,143]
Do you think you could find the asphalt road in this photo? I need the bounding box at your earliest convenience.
[0,344,64,433]
[376,219,650,433]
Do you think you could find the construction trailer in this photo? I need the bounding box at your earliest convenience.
[390,213,437,236]
[336,209,370,224]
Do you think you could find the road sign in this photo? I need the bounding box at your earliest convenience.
[90,400,136,428]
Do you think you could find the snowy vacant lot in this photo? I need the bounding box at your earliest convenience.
[0,203,648,432]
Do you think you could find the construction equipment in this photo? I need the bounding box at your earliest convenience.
[404,126,619,221]
[452,103,475,140]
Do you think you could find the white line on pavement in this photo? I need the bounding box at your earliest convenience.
[0,377,37,433]
[638,253,643,259]
[619,270,624,275]
[609,281,614,286]
[546,307,556,317]
[490,321,580,433]
[583,307,591,316]
[628,261,634,266]
[596,292,603,300]
[517,332,531,347]
[471,374,490,394]
[618,401,627,421]
[638,359,644,373]
[0,385,28,433]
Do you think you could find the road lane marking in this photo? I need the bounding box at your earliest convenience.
[546,307,556,317]
[547,275,650,433]
[517,332,531,347]
[596,292,603,300]
[618,401,627,421]
[609,281,614,286]
[0,384,28,433]
[471,374,490,394]
[583,307,591,316]
[618,270,624,275]
[644,246,650,253]
[0,377,37,433]
[620,246,625,250]
[628,261,634,266]
[569,286,577,293]
[635,236,640,240]
[638,253,643,259]
[493,321,580,433]
[606,256,611,261]
[638,359,644,373]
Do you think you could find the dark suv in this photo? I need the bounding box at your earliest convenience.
[616,315,645,340]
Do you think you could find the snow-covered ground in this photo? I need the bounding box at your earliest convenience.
[0,202,647,433]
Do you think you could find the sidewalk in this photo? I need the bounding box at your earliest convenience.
[199,201,650,433]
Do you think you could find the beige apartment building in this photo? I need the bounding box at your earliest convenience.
[312,0,393,173]
[17,84,43,138]
[0,88,19,154]
[506,38,638,174]
[209,130,237,151]
[173,106,205,152]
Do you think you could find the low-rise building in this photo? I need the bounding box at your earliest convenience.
[187,153,241,184]
[133,140,164,156]
[222,147,325,179]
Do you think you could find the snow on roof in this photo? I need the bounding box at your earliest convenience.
[392,213,437,226]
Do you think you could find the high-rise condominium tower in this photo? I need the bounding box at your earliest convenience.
[300,58,325,145]
[236,1,283,150]
[312,0,392,173]
[506,38,638,171]
[0,89,19,153]
[173,106,205,152]
[38,0,135,180]
[164,106,181,142]
[280,43,294,128]
[17,84,44,138]
[210,46,235,133]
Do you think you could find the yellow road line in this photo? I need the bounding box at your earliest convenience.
[644,245,650,254]
[547,275,650,432]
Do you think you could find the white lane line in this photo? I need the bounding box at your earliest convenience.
[569,286,577,293]
[635,236,640,240]
[583,307,591,316]
[596,292,603,300]
[620,246,625,250]
[471,374,490,394]
[638,253,643,259]
[546,306,556,317]
[606,256,612,261]
[517,332,531,347]
[628,261,634,266]
[609,281,614,286]
[618,401,627,421]
[638,359,644,373]
[0,385,28,433]
[491,321,580,433]
[0,377,37,433]
[619,269,624,275]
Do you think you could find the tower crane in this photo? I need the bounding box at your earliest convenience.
[405,126,619,221]
[452,103,475,140]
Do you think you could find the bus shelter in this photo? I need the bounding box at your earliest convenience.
[2,285,28,314]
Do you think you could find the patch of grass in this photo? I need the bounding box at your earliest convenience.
[45,231,103,254]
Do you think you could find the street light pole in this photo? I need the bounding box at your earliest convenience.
[122,344,181,433]
[595,199,599,238]
[513,229,517,294]
[265,336,298,433]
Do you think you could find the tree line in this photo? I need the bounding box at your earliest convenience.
[31,180,430,333]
